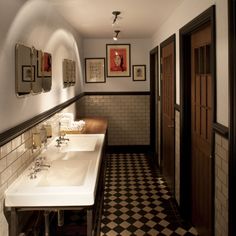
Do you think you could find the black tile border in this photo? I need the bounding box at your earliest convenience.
[84,91,150,96]
[107,145,151,154]
[212,122,229,138]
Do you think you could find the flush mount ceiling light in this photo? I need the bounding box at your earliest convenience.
[112,11,121,25]
[113,30,120,41]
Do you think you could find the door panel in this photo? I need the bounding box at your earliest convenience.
[191,23,212,236]
[161,39,175,193]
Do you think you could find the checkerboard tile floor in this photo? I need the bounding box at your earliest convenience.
[101,153,198,236]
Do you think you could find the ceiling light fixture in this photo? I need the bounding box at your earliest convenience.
[113,30,120,41]
[112,11,121,25]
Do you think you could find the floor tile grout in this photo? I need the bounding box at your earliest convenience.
[100,153,198,236]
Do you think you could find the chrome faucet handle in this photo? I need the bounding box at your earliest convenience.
[29,172,37,179]
[35,156,45,162]
[40,164,51,168]
[56,139,61,147]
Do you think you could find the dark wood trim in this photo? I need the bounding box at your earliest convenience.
[149,46,158,163]
[84,91,150,96]
[107,145,151,153]
[0,94,83,147]
[174,104,181,112]
[212,122,229,138]
[160,34,176,194]
[179,6,216,231]
[228,0,236,235]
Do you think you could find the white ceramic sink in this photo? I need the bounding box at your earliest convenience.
[38,159,91,186]
[4,134,105,207]
[59,134,98,152]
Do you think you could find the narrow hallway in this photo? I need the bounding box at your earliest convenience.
[101,153,198,236]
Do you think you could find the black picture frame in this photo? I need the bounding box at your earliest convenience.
[132,65,146,81]
[22,65,35,82]
[106,44,131,77]
[85,58,106,83]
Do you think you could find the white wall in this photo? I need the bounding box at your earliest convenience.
[151,0,228,127]
[0,0,84,133]
[83,38,151,92]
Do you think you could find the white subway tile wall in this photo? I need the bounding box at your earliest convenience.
[0,131,34,236]
[0,112,63,236]
[215,133,228,236]
[77,95,150,146]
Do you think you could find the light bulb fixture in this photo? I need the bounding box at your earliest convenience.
[112,11,121,25]
[113,30,120,41]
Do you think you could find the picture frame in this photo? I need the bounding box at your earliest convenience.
[106,44,131,77]
[37,50,52,77]
[63,59,76,86]
[22,65,35,82]
[85,58,106,83]
[132,65,146,81]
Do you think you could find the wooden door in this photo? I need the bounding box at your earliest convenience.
[191,23,212,235]
[150,47,159,167]
[161,39,175,193]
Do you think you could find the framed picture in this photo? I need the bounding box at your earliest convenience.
[22,65,35,82]
[85,58,106,83]
[106,44,131,77]
[37,50,52,77]
[132,65,146,81]
[63,59,76,86]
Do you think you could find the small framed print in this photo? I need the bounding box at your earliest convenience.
[22,65,35,82]
[106,44,131,77]
[63,59,76,86]
[37,50,52,77]
[85,58,105,83]
[132,65,146,81]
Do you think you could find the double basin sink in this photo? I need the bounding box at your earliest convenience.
[4,134,105,207]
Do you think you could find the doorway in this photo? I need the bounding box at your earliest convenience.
[160,35,176,194]
[228,0,236,235]
[179,6,215,236]
[191,23,212,235]
[150,47,159,167]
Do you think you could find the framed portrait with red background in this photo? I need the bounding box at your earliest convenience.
[37,50,52,77]
[106,44,131,77]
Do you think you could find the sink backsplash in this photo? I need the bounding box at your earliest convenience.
[0,110,71,235]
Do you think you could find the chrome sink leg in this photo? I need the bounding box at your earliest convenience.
[57,210,64,227]
[44,210,50,236]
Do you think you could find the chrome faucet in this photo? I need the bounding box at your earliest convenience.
[29,156,50,179]
[56,122,69,147]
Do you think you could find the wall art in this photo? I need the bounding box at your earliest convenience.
[85,58,105,83]
[106,44,130,77]
[132,65,146,81]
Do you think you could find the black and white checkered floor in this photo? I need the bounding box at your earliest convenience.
[101,153,198,236]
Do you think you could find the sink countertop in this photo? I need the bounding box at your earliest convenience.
[4,133,105,207]
[64,117,108,135]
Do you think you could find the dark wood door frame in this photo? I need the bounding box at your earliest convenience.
[160,34,176,192]
[150,46,159,166]
[228,0,236,235]
[179,6,216,229]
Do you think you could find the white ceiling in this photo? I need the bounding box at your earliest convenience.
[49,0,184,39]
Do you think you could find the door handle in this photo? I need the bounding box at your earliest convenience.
[168,124,175,128]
